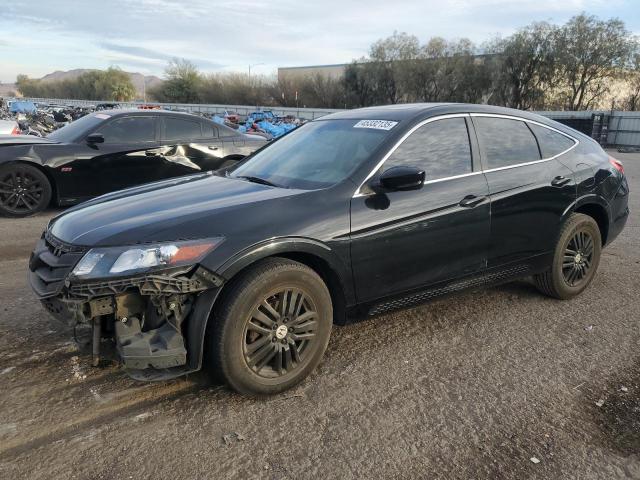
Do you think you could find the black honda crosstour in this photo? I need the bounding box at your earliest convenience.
[29,103,629,395]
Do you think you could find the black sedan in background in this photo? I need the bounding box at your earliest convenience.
[29,103,628,396]
[0,110,266,217]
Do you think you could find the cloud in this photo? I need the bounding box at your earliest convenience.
[98,43,225,71]
[0,0,637,81]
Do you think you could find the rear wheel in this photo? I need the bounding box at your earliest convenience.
[0,163,52,217]
[208,258,333,395]
[534,213,601,299]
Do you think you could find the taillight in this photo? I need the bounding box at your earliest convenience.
[609,156,624,175]
[10,125,20,135]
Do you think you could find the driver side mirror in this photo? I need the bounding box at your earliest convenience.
[86,133,104,144]
[378,166,425,191]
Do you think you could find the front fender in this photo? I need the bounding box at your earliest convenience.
[187,237,354,371]
[216,237,352,297]
[186,287,222,371]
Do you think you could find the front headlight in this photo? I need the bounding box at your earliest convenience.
[71,238,224,279]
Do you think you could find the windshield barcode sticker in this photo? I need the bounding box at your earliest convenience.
[353,120,398,130]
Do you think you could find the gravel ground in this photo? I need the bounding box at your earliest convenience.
[0,150,638,479]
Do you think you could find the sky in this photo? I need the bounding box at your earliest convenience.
[0,0,638,83]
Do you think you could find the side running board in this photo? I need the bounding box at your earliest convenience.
[368,264,531,316]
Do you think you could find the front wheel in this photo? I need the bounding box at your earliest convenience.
[534,213,602,299]
[208,258,333,396]
[0,163,52,217]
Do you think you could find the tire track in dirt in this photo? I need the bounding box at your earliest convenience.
[0,380,200,460]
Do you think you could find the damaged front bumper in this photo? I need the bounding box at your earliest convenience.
[29,232,224,379]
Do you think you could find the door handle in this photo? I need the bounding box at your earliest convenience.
[208,145,219,151]
[459,194,487,208]
[551,176,571,187]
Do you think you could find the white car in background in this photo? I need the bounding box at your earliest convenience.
[0,119,20,135]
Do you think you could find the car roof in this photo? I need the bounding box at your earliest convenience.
[320,103,453,121]
[97,109,208,120]
[319,103,562,127]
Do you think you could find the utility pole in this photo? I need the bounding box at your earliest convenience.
[248,63,265,81]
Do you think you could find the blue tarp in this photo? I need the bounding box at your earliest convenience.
[246,110,277,123]
[10,101,37,114]
[239,116,297,138]
[256,120,296,138]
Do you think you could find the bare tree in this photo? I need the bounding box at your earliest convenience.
[344,61,373,107]
[621,53,640,111]
[486,22,557,109]
[150,58,202,103]
[367,32,420,104]
[555,14,635,110]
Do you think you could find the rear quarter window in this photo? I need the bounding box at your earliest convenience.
[528,123,576,158]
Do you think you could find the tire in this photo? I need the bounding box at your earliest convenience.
[0,163,52,217]
[208,258,333,396]
[534,213,602,300]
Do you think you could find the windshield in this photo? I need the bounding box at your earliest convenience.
[47,113,108,143]
[230,119,391,189]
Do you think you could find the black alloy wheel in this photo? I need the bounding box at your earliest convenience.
[243,288,319,378]
[0,164,52,217]
[534,213,601,300]
[562,230,595,287]
[208,258,333,395]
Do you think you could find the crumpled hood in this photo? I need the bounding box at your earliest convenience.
[50,174,304,246]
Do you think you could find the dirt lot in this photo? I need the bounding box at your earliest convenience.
[0,150,638,479]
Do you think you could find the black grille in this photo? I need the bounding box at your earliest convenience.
[28,232,87,299]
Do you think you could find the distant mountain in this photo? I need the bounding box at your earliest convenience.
[0,82,17,97]
[39,69,163,99]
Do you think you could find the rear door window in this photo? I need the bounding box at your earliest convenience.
[96,116,157,144]
[528,123,576,158]
[164,117,203,141]
[385,117,472,181]
[474,117,541,169]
